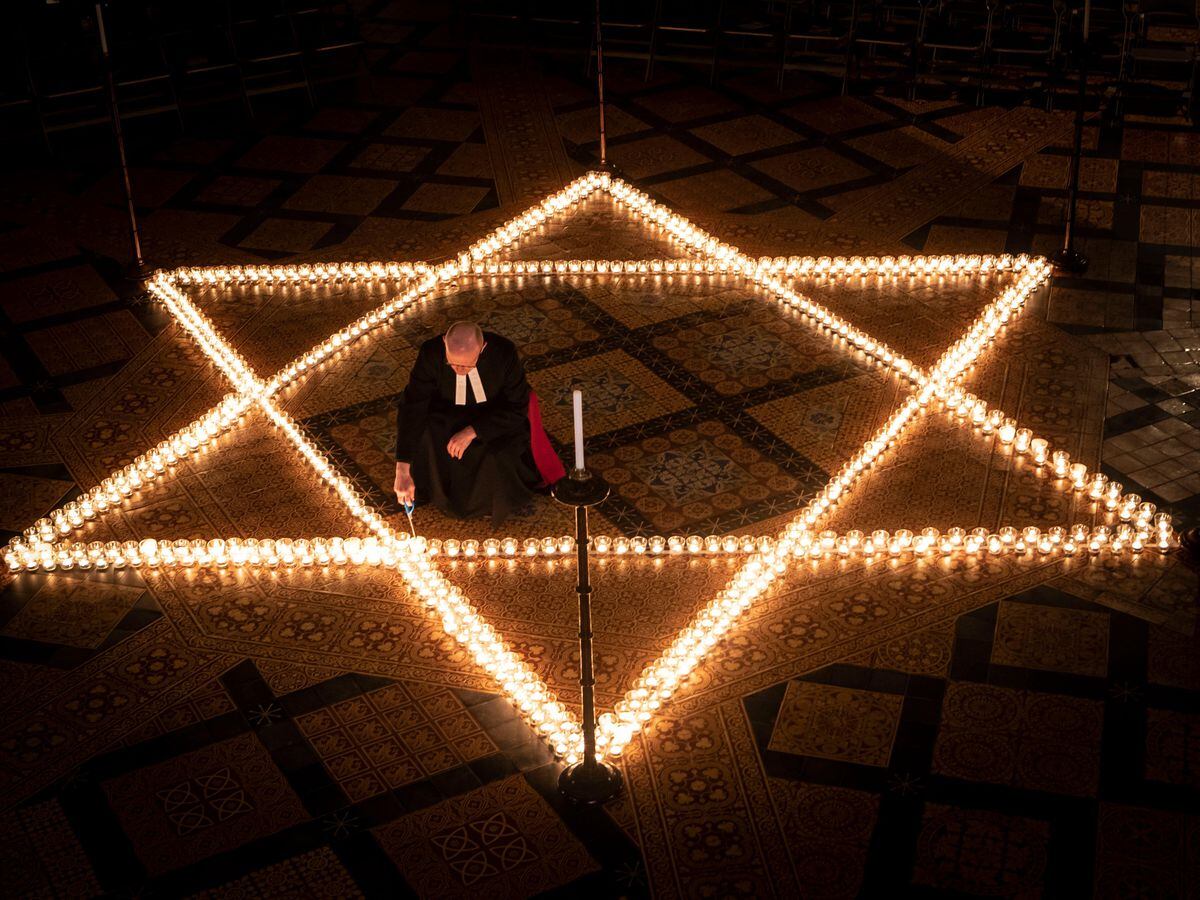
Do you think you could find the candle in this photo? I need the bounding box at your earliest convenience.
[572,389,585,471]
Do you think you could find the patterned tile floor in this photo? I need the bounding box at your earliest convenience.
[0,3,1197,897]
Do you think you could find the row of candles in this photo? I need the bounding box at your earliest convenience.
[5,171,1177,764]
[5,518,1169,574]
[165,252,1027,285]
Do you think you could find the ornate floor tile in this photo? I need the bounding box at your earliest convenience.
[933,682,1103,796]
[748,373,899,473]
[236,136,346,173]
[768,779,878,900]
[0,799,99,898]
[1146,625,1200,690]
[186,846,363,899]
[1145,708,1200,789]
[373,774,597,898]
[1093,804,1198,899]
[751,147,872,195]
[913,803,1050,899]
[692,115,805,157]
[0,472,73,532]
[652,303,867,397]
[990,601,1110,678]
[295,682,496,801]
[527,349,692,443]
[768,680,903,767]
[591,417,809,534]
[238,218,335,255]
[283,175,399,217]
[2,576,146,650]
[102,732,308,875]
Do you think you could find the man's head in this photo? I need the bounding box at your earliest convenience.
[443,321,486,375]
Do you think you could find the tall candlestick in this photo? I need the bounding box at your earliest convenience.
[573,390,585,471]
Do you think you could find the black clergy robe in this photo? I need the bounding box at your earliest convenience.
[394,332,539,524]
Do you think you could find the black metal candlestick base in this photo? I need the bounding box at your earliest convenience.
[558,758,623,804]
[552,467,623,805]
[1052,247,1089,275]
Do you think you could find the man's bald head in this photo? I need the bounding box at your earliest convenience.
[443,321,485,373]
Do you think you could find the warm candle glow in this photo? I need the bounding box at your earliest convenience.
[4,170,1172,766]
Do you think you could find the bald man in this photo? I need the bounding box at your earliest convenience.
[394,321,540,524]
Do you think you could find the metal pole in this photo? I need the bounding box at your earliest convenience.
[95,1,148,277]
[594,0,608,165]
[1053,0,1090,274]
[553,468,622,804]
[575,504,599,767]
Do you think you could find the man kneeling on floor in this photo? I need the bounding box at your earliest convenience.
[393,320,560,525]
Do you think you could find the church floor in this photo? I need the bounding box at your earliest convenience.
[1,4,1198,897]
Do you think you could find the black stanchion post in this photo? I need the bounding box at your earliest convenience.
[95,1,149,279]
[594,0,608,166]
[1054,0,1090,275]
[552,467,623,805]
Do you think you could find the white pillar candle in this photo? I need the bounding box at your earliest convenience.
[572,389,585,471]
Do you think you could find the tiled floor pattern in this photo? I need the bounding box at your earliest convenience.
[0,1,1198,896]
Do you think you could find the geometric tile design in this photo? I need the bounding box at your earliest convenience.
[0,799,100,898]
[1144,708,1200,789]
[768,778,879,900]
[2,578,145,650]
[768,680,903,768]
[102,733,307,876]
[373,774,598,897]
[912,803,1050,898]
[295,682,496,802]
[187,846,364,899]
[990,601,1110,678]
[932,682,1103,797]
[1093,804,1200,900]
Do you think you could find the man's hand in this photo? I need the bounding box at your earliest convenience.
[446,426,477,460]
[394,462,415,505]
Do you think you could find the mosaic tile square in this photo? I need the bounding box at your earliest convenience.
[768,778,879,899]
[195,175,282,208]
[589,417,811,534]
[0,265,117,325]
[385,107,481,142]
[0,799,99,898]
[102,733,307,875]
[1145,708,1200,789]
[238,218,335,254]
[402,183,491,216]
[0,473,73,532]
[527,349,692,443]
[573,275,739,329]
[3,577,145,649]
[990,601,1110,678]
[296,683,495,801]
[750,147,871,195]
[351,142,430,173]
[692,115,804,157]
[237,136,346,173]
[748,373,896,473]
[284,175,399,216]
[913,803,1050,898]
[768,680,903,767]
[933,682,1102,797]
[652,168,775,213]
[651,304,866,397]
[373,774,597,898]
[187,846,363,898]
[606,134,709,180]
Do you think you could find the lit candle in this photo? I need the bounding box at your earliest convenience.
[572,389,585,471]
